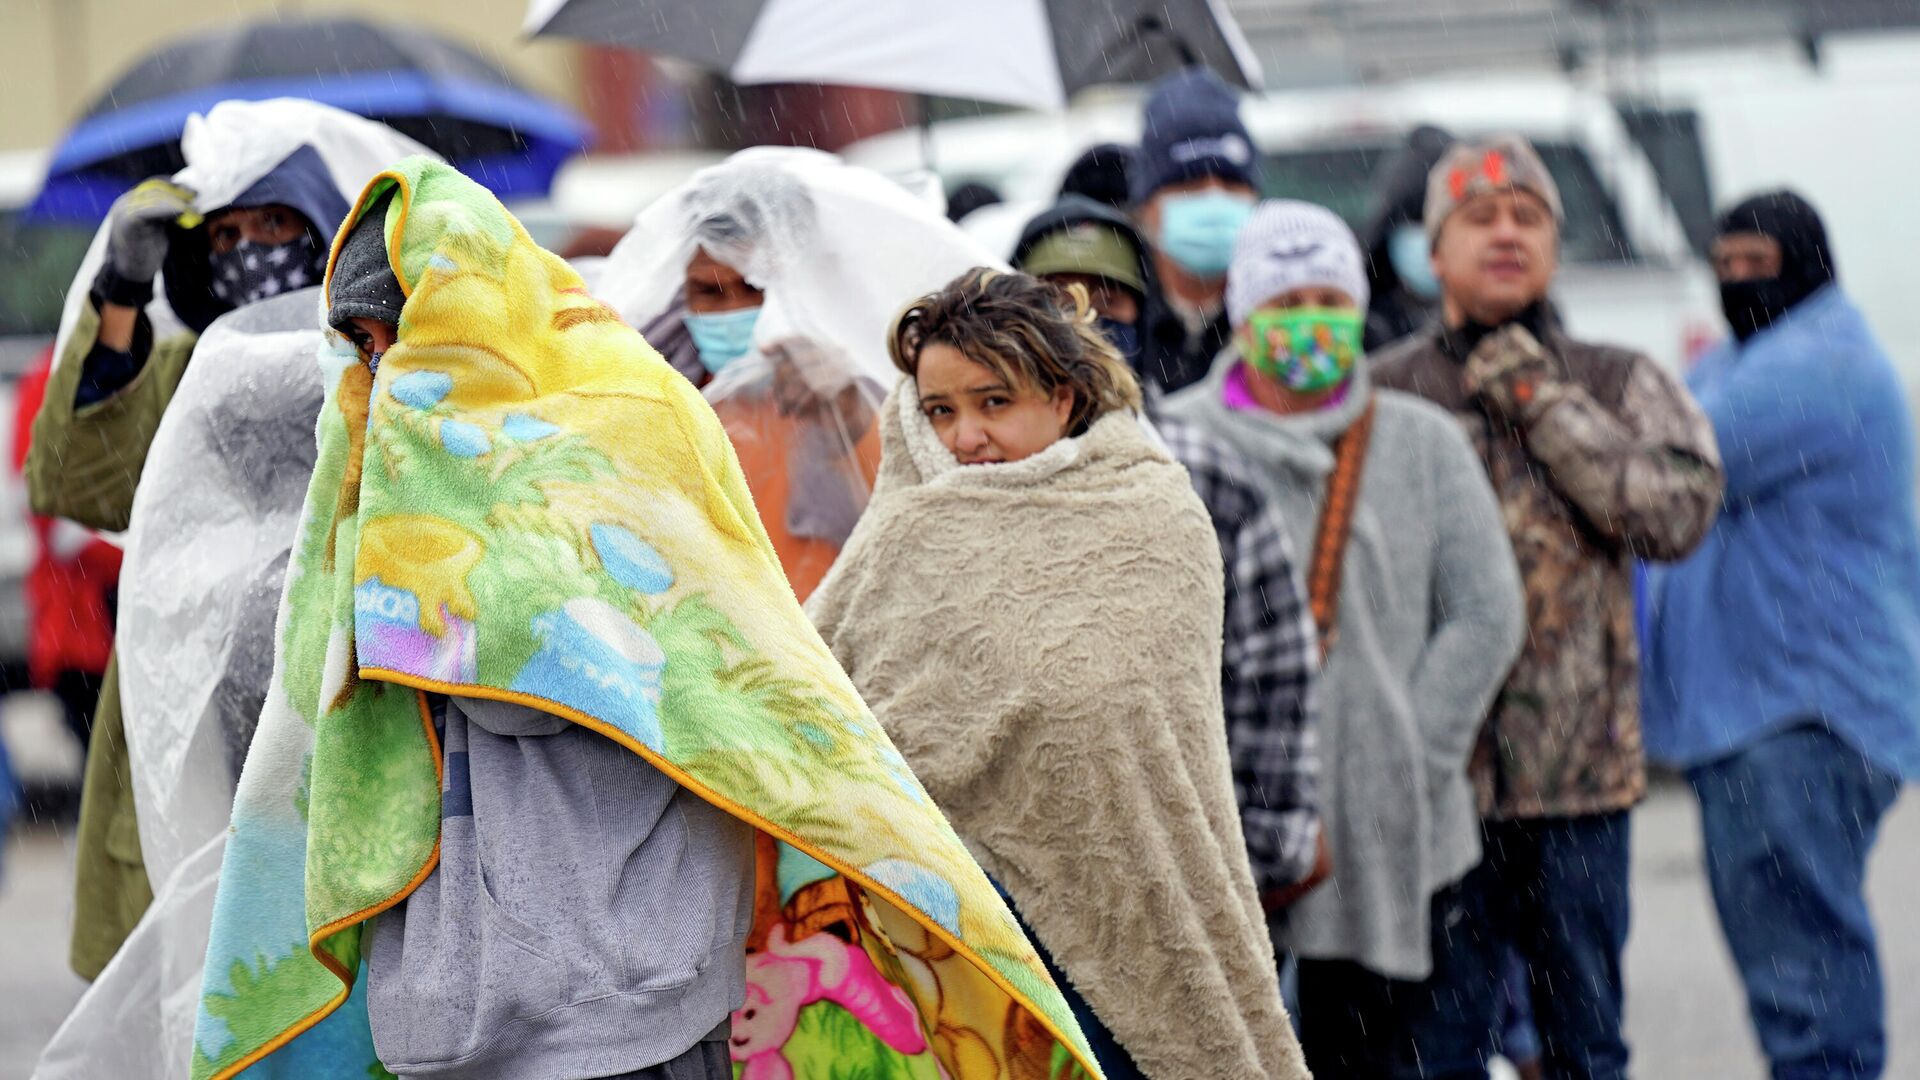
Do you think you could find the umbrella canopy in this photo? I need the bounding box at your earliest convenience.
[524,0,1263,110]
[33,17,590,219]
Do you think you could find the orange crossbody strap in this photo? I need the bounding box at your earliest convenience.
[1307,394,1376,663]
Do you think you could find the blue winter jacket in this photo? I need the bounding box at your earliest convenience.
[1643,285,1920,780]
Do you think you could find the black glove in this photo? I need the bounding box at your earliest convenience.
[96,178,199,308]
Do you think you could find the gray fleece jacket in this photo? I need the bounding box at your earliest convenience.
[365,697,754,1078]
[1163,353,1526,980]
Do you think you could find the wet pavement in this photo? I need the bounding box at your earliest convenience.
[1,824,87,1080]
[1,778,1915,1078]
[1625,774,1920,1077]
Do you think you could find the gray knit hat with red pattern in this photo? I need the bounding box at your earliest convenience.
[1423,134,1564,245]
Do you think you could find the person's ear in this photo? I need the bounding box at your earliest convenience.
[1051,384,1075,428]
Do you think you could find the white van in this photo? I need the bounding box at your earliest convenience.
[845,75,1723,371]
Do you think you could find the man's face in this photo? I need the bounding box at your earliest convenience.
[684,246,765,314]
[206,203,309,253]
[1431,189,1558,326]
[1711,232,1784,283]
[1043,272,1141,325]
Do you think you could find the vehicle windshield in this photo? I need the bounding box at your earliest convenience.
[1258,137,1637,265]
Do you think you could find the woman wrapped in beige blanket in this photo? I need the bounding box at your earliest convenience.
[807,269,1311,1080]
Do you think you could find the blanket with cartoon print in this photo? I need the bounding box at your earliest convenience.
[189,156,1097,1080]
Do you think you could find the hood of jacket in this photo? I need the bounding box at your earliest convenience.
[1011,195,1154,296]
[163,142,351,334]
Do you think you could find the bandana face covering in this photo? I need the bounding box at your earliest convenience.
[1245,307,1363,392]
[210,234,324,305]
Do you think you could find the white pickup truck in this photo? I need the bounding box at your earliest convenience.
[845,74,1724,372]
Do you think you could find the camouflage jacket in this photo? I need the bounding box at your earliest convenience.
[1372,308,1723,819]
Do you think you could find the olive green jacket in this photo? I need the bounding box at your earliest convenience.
[69,656,151,979]
[30,299,195,979]
[28,301,195,532]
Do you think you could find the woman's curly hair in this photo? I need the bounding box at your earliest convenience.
[888,268,1142,436]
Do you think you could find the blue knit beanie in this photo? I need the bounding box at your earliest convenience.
[1133,67,1258,204]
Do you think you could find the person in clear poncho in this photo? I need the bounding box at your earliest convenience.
[36,100,435,983]
[31,101,433,1080]
[26,99,433,987]
[595,147,1000,600]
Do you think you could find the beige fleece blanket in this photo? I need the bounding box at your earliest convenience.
[807,385,1310,1080]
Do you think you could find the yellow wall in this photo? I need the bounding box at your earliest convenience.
[0,0,584,152]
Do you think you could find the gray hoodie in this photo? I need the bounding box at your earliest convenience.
[365,696,753,1078]
[337,193,754,1078]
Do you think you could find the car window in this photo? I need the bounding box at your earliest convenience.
[1256,143,1392,229]
[1616,103,1716,258]
[1257,137,1637,265]
[1532,142,1635,264]
[0,210,93,337]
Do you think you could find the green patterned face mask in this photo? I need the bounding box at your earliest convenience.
[1244,307,1364,392]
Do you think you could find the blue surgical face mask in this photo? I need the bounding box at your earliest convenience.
[1388,223,1440,301]
[683,306,762,376]
[1096,317,1141,368]
[1156,190,1255,278]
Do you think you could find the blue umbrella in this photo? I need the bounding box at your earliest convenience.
[32,17,591,219]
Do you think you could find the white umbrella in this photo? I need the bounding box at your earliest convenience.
[523,0,1263,110]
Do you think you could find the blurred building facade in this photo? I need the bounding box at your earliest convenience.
[2,0,591,152]
[2,0,927,159]
[1232,0,1920,89]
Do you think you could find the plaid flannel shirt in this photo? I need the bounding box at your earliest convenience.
[1158,418,1323,893]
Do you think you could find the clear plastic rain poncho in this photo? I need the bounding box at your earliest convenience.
[595,146,1003,599]
[34,101,433,1080]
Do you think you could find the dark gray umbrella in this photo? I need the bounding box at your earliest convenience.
[35,17,589,219]
[522,0,1263,109]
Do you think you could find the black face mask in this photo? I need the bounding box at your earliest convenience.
[1097,317,1142,369]
[1719,277,1799,343]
